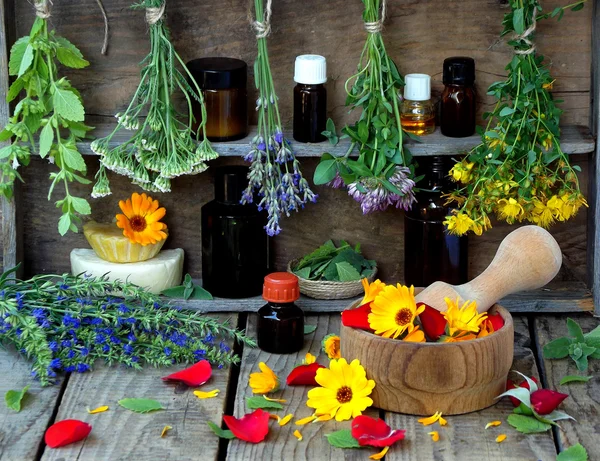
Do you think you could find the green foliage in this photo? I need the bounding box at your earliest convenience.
[293,240,376,282]
[557,444,588,461]
[542,318,600,371]
[245,396,284,410]
[324,429,362,448]
[507,414,552,434]
[1,14,92,235]
[118,398,163,413]
[5,385,30,412]
[161,274,213,301]
[207,421,235,439]
[304,324,317,335]
[559,375,593,385]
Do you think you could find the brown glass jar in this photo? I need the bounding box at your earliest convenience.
[293,55,327,143]
[187,57,248,142]
[440,57,477,138]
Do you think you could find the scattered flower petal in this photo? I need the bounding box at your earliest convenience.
[428,431,440,442]
[162,360,212,387]
[496,434,507,443]
[249,362,279,394]
[351,415,406,447]
[45,420,92,448]
[223,409,270,444]
[341,303,372,330]
[269,414,280,421]
[403,325,426,342]
[530,389,569,415]
[279,414,293,426]
[439,415,448,426]
[263,396,287,403]
[87,405,109,414]
[314,414,333,422]
[161,425,172,437]
[286,363,326,386]
[294,429,303,441]
[304,353,317,365]
[370,446,390,460]
[193,389,220,399]
[419,303,447,341]
[485,421,502,429]
[487,312,505,332]
[296,415,317,425]
[506,377,538,407]
[418,411,443,426]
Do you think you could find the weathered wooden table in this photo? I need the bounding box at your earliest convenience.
[1,312,598,461]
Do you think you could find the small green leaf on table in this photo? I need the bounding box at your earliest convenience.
[207,421,235,439]
[118,398,163,413]
[246,396,283,410]
[5,385,30,412]
[325,429,362,448]
[161,274,213,301]
[304,324,318,335]
[543,337,571,359]
[507,414,552,433]
[557,443,588,461]
[560,375,593,385]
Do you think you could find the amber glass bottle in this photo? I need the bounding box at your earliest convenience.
[257,273,304,354]
[404,157,468,286]
[400,74,435,136]
[293,55,327,143]
[440,57,477,138]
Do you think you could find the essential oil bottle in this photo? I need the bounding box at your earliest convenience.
[293,55,327,143]
[257,272,304,354]
[400,74,435,136]
[440,57,477,138]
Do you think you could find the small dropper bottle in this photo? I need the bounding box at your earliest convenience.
[293,55,327,143]
[400,74,435,136]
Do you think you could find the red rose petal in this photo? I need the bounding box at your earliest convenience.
[341,303,372,330]
[487,312,505,332]
[162,360,212,387]
[45,419,92,448]
[419,303,447,341]
[507,376,540,407]
[351,415,406,448]
[286,363,326,386]
[223,409,270,443]
[530,389,569,415]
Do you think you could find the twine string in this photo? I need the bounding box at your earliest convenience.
[515,12,537,55]
[252,0,272,39]
[95,0,109,55]
[364,0,387,34]
[34,0,51,19]
[146,2,166,25]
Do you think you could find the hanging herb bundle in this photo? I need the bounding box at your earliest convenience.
[0,266,254,386]
[444,0,588,236]
[241,0,317,236]
[312,0,416,214]
[0,1,93,235]
[91,0,217,197]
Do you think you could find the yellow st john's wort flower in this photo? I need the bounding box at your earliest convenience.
[249,362,279,394]
[307,358,375,422]
[161,425,172,437]
[496,434,507,443]
[530,200,555,228]
[369,285,424,339]
[418,411,444,426]
[497,198,524,223]
[428,431,440,442]
[403,325,426,343]
[87,405,109,414]
[361,278,386,305]
[370,446,389,460]
[444,212,475,236]
[322,334,341,359]
[194,389,220,399]
[116,192,168,245]
[442,297,487,336]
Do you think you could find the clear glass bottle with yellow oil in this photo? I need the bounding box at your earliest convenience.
[400,74,435,136]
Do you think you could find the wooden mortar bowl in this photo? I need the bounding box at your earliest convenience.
[340,302,514,416]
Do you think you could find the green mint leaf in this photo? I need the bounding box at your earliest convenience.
[183,287,193,300]
[38,122,54,158]
[245,396,283,410]
[7,77,25,103]
[118,398,163,414]
[59,144,86,172]
[567,318,585,342]
[0,129,12,142]
[30,17,44,38]
[560,375,593,385]
[507,414,551,434]
[573,354,589,372]
[56,40,90,69]
[499,106,516,117]
[8,36,30,76]
[70,196,91,215]
[58,213,71,236]
[304,324,317,335]
[324,429,361,448]
[188,286,213,300]
[5,385,30,412]
[543,337,571,359]
[18,44,34,78]
[53,87,85,122]
[294,267,311,280]
[313,159,338,185]
[557,443,588,461]
[336,261,361,282]
[513,8,525,34]
[584,325,600,340]
[160,286,186,298]
[207,421,235,439]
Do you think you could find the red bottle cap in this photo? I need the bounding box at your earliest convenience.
[263,272,300,303]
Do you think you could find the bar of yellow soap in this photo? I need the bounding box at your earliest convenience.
[84,221,166,263]
[70,248,184,294]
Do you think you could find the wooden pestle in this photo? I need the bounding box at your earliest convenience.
[415,225,562,313]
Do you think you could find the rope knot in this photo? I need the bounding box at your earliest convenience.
[252,0,273,39]
[364,0,386,34]
[146,3,165,25]
[34,1,51,19]
[515,14,537,55]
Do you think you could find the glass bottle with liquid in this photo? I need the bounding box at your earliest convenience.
[440,57,477,138]
[400,74,435,136]
[404,157,468,286]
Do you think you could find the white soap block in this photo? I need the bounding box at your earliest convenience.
[70,248,184,294]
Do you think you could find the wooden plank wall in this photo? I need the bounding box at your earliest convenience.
[6,0,594,284]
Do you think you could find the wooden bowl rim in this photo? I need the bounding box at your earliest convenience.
[342,300,514,348]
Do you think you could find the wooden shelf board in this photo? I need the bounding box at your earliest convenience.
[77,124,595,158]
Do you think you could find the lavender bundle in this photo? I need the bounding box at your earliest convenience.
[241,0,317,236]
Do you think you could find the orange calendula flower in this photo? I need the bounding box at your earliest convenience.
[161,425,172,437]
[295,415,317,425]
[485,421,502,430]
[87,405,109,414]
[322,334,341,359]
[369,285,424,339]
[193,389,220,399]
[403,325,426,343]
[294,429,303,441]
[116,192,167,246]
[361,279,386,305]
[370,446,390,460]
[442,297,487,336]
[496,434,507,443]
[249,362,279,394]
[418,411,443,426]
[428,431,440,442]
[279,414,293,426]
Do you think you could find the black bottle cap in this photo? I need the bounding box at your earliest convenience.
[215,166,250,204]
[187,57,247,90]
[443,57,475,86]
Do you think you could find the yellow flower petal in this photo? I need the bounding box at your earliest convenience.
[428,431,440,442]
[87,405,109,414]
[269,414,280,421]
[279,414,293,426]
[485,420,502,430]
[304,353,317,365]
[193,389,220,399]
[249,362,279,394]
[496,434,507,443]
[294,429,303,441]
[361,279,386,305]
[161,425,172,437]
[295,415,317,425]
[370,446,389,460]
[263,395,287,403]
[418,411,442,426]
[313,414,333,422]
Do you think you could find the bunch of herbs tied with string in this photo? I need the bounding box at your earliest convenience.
[313,0,418,215]
[91,0,217,197]
[0,0,93,235]
[0,266,253,386]
[444,0,588,236]
[241,0,317,237]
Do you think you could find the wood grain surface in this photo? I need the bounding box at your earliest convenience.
[534,314,600,459]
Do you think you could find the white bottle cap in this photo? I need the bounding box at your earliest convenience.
[294,55,327,85]
[404,73,431,101]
